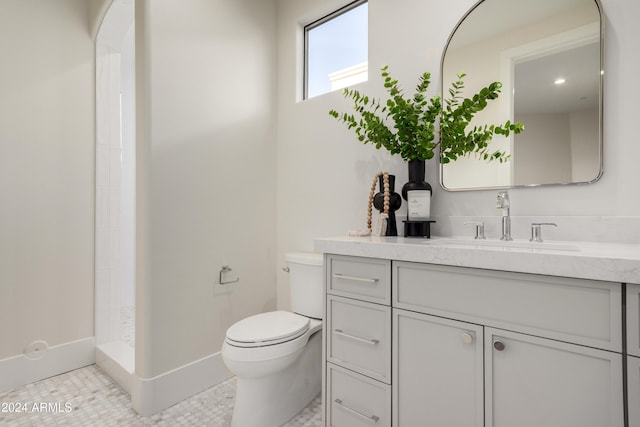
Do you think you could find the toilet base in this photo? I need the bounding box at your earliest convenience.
[230,331,322,427]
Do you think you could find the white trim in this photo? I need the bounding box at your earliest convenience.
[501,23,600,70]
[131,351,232,416]
[96,342,135,394]
[0,337,96,394]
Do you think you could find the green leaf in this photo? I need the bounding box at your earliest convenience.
[327,65,524,163]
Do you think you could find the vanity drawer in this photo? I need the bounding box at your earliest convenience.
[327,363,391,427]
[393,261,622,352]
[327,295,391,383]
[326,255,391,304]
[628,284,640,358]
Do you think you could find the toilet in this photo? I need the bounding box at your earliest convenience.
[222,252,323,427]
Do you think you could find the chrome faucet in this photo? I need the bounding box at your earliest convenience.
[496,191,512,241]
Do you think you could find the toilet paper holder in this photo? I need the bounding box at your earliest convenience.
[219,265,239,285]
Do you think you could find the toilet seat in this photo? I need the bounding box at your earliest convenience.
[225,311,310,348]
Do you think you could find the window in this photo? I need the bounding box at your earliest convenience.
[304,0,368,100]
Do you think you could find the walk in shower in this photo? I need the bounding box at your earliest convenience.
[95,0,136,393]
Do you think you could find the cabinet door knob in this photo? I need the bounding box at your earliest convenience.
[461,332,474,344]
[493,340,506,351]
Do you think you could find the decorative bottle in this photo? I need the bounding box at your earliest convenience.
[402,160,432,220]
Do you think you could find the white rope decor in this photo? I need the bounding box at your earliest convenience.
[348,171,389,237]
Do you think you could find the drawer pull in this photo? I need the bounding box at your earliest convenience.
[333,273,379,284]
[334,329,380,345]
[334,398,380,423]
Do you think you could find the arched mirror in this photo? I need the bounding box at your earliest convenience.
[440,0,603,191]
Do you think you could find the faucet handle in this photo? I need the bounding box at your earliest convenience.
[530,223,557,243]
[465,221,486,240]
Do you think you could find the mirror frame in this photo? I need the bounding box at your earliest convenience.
[439,0,605,191]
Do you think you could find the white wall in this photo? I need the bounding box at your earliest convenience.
[137,0,278,378]
[0,0,94,360]
[276,0,640,308]
[276,0,477,307]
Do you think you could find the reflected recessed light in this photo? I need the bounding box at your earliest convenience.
[554,78,566,85]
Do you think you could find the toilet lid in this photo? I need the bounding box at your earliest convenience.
[225,311,309,347]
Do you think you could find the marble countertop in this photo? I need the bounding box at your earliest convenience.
[314,236,640,284]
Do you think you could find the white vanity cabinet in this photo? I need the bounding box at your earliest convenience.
[322,253,627,427]
[628,284,640,427]
[392,261,624,427]
[392,311,623,427]
[324,255,392,426]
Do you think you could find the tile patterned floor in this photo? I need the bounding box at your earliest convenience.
[0,365,322,426]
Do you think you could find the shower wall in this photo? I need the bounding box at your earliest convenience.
[95,6,135,349]
[93,0,135,396]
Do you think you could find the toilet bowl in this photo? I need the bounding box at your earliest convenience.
[222,252,323,427]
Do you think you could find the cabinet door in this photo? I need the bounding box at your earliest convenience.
[393,309,484,427]
[485,328,624,427]
[629,356,640,427]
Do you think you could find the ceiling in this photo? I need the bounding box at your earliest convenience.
[515,42,600,114]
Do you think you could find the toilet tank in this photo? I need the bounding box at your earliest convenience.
[286,252,323,320]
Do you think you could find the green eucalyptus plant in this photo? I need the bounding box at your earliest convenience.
[328,65,524,163]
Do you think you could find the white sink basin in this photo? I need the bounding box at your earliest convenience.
[429,238,581,252]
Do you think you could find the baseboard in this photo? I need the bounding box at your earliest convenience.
[96,341,134,394]
[0,337,96,394]
[131,351,232,416]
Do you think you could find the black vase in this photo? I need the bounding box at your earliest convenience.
[373,174,402,236]
[401,159,432,201]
